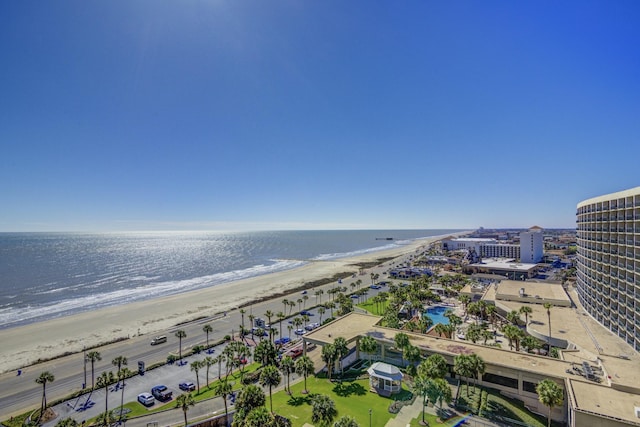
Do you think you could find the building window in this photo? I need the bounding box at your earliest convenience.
[482,373,518,389]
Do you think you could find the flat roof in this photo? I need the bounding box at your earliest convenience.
[470,259,538,271]
[569,380,640,425]
[495,280,571,303]
[449,238,497,242]
[305,312,640,423]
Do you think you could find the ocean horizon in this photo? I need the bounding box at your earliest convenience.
[0,229,463,329]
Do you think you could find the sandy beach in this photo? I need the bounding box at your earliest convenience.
[0,234,453,374]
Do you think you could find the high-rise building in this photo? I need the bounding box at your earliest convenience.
[520,226,544,263]
[576,186,640,351]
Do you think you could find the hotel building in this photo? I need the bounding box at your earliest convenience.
[442,226,544,263]
[576,186,640,351]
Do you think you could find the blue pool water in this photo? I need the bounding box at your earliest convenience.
[425,306,450,325]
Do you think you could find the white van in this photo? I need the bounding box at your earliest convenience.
[150,336,167,345]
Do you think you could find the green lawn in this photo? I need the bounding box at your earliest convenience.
[271,376,410,427]
[456,385,558,427]
[357,299,390,316]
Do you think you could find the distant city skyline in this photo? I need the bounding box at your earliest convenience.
[2,1,639,232]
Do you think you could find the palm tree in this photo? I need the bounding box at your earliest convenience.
[86,350,101,389]
[311,394,337,426]
[117,367,132,421]
[315,289,324,305]
[454,354,474,397]
[297,298,303,313]
[394,332,410,366]
[96,370,115,416]
[276,311,286,338]
[412,374,432,425]
[404,345,422,369]
[259,365,282,413]
[203,356,214,388]
[503,324,523,351]
[279,355,295,393]
[35,371,55,420]
[358,336,378,365]
[240,308,246,329]
[333,337,349,376]
[244,406,274,427]
[176,393,195,426]
[175,329,187,362]
[213,379,233,426]
[536,379,564,427]
[544,302,553,351]
[318,306,326,324]
[281,299,289,314]
[191,360,203,393]
[264,310,274,327]
[321,343,337,382]
[111,355,127,388]
[519,306,532,325]
[507,310,521,325]
[234,384,265,427]
[434,323,448,338]
[295,355,315,394]
[468,354,485,392]
[203,323,213,350]
[418,354,448,379]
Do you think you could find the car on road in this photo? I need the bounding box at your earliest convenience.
[301,290,307,294]
[300,310,313,316]
[294,328,305,335]
[151,385,173,401]
[274,337,291,345]
[289,348,303,358]
[370,285,381,289]
[138,392,155,406]
[179,382,196,392]
[305,322,320,331]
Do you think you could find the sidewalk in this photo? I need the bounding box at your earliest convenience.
[385,397,423,427]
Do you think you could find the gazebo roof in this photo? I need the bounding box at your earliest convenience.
[367,362,403,381]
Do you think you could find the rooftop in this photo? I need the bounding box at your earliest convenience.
[469,258,538,272]
[305,312,640,425]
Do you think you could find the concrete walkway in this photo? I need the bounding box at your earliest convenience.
[385,396,424,427]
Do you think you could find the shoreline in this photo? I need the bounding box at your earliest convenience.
[0,234,457,373]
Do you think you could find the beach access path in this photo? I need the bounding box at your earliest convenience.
[0,234,457,419]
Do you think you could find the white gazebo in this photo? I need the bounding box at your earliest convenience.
[367,362,403,396]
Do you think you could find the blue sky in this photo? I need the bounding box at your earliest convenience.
[1,1,639,232]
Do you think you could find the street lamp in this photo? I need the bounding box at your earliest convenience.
[83,346,87,389]
[369,408,372,427]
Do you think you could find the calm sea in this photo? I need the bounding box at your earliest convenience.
[0,229,461,329]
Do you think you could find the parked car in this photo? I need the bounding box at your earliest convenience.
[275,337,291,345]
[289,348,303,358]
[294,328,305,335]
[300,310,313,316]
[179,382,196,392]
[304,322,320,331]
[137,392,155,406]
[151,385,173,401]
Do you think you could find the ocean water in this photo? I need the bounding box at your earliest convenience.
[0,229,462,329]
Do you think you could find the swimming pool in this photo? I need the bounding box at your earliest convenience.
[425,305,450,325]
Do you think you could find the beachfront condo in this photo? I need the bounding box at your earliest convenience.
[576,186,640,351]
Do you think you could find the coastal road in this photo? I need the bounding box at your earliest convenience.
[0,252,416,419]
